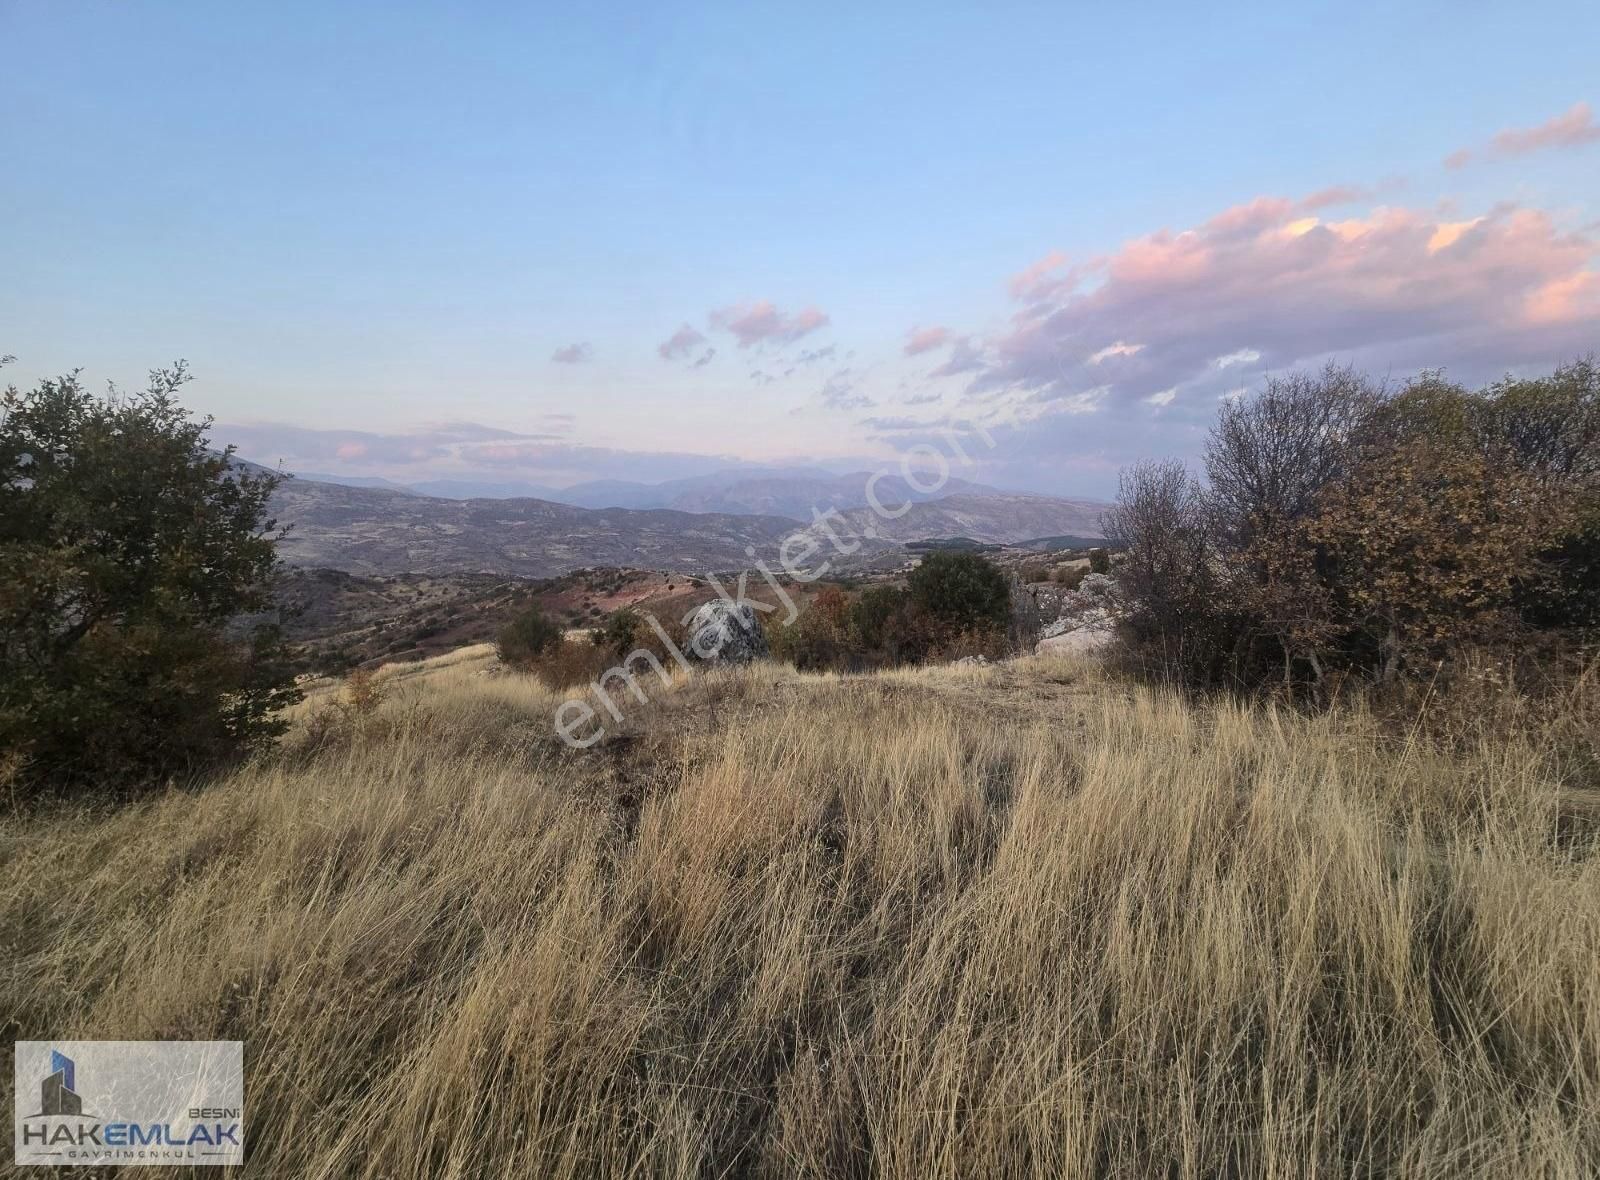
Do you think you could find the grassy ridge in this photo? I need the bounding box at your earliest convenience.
[3,651,1597,1177]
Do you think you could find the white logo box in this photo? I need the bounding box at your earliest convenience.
[14,1040,244,1167]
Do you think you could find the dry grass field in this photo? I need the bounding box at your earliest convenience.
[3,649,1598,1177]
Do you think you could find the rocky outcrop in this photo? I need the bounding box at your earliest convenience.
[1035,608,1117,655]
[685,600,770,664]
[1034,572,1120,656]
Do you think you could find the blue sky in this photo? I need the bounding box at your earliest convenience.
[4,1,1598,495]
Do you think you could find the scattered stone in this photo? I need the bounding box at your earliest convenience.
[684,600,770,664]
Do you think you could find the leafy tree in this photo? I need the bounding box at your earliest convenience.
[496,606,562,667]
[1,362,299,794]
[906,550,1010,637]
[1304,406,1553,681]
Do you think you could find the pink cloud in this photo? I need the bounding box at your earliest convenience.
[1008,250,1071,301]
[1526,270,1600,324]
[969,195,1599,412]
[708,300,829,347]
[1447,101,1600,168]
[1298,184,1370,210]
[1205,197,1295,237]
[657,323,708,361]
[1490,101,1600,155]
[904,325,952,355]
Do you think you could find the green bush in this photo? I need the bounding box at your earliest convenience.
[592,607,644,654]
[766,578,988,673]
[848,585,909,652]
[907,551,1010,635]
[1088,548,1112,575]
[496,607,561,667]
[0,362,299,796]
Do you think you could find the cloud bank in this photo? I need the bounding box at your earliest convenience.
[960,196,1597,423]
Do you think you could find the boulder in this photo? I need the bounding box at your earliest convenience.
[685,600,770,665]
[1035,606,1117,656]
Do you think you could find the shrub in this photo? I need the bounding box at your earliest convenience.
[907,551,1010,636]
[849,585,908,652]
[1108,359,1596,696]
[593,607,643,654]
[528,640,614,690]
[1302,391,1557,681]
[769,585,852,671]
[1088,548,1111,575]
[1104,460,1226,683]
[765,583,939,672]
[496,607,561,667]
[1521,497,1600,629]
[0,362,299,795]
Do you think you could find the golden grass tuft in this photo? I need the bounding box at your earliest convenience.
[2,654,1597,1177]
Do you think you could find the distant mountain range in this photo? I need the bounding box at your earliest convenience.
[258,465,1108,577]
[830,494,1105,546]
[292,465,1042,518]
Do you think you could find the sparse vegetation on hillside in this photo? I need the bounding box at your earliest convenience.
[1108,360,1599,693]
[3,650,1595,1176]
[495,604,562,667]
[767,554,1019,673]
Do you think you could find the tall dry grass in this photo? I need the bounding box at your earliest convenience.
[2,650,1597,1177]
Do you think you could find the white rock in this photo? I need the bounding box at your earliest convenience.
[1034,607,1117,656]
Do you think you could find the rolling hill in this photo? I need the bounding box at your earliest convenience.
[264,472,1108,577]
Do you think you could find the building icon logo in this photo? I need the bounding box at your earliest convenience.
[35,1049,86,1118]
[14,1039,244,1167]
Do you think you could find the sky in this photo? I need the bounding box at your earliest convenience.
[3,1,1598,497]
